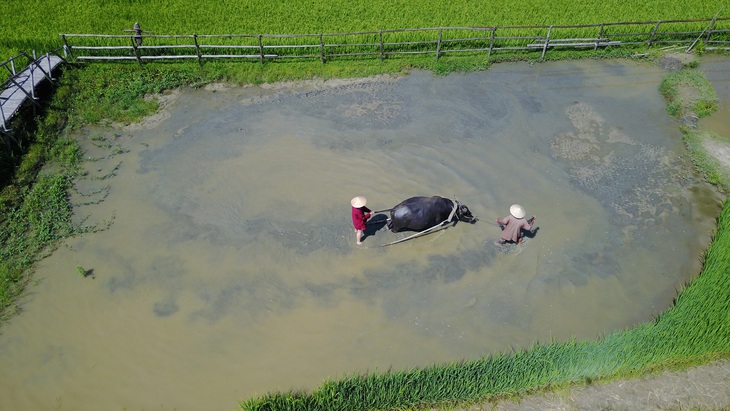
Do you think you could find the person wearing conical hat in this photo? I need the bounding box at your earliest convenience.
[495,204,536,246]
[351,196,372,245]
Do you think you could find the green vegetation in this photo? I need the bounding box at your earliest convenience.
[679,129,730,190]
[660,69,718,118]
[1,1,730,410]
[2,0,726,58]
[659,68,730,191]
[0,74,85,320]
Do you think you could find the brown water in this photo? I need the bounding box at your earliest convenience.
[699,55,730,137]
[0,58,726,411]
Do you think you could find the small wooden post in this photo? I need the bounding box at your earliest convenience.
[131,36,142,66]
[595,24,605,51]
[705,17,718,42]
[541,26,553,61]
[123,22,145,65]
[193,34,202,66]
[319,34,325,64]
[487,27,496,60]
[435,28,443,61]
[61,34,74,59]
[379,31,384,62]
[258,35,264,64]
[647,21,661,50]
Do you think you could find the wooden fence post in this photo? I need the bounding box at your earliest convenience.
[595,24,605,51]
[541,26,553,61]
[379,31,384,62]
[61,34,74,59]
[319,34,325,64]
[193,34,202,66]
[131,36,142,66]
[706,17,718,42]
[258,35,264,64]
[488,27,496,59]
[647,21,661,50]
[435,28,443,61]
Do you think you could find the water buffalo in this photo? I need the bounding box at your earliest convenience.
[385,196,477,233]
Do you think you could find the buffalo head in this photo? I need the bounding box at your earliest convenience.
[456,202,478,224]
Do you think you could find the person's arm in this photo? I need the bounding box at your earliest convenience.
[526,215,536,229]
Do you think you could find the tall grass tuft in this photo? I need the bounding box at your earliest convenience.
[659,69,718,118]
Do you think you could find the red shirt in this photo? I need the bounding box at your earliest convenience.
[351,207,371,230]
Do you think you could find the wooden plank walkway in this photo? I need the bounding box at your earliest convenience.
[1,54,64,132]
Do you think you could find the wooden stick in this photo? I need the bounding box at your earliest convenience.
[686,8,723,53]
[380,221,450,247]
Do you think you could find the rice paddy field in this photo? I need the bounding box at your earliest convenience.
[2,0,729,58]
[1,1,730,410]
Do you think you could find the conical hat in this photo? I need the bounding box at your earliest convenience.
[509,204,526,219]
[351,196,367,208]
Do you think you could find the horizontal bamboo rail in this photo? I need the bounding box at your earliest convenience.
[59,17,730,66]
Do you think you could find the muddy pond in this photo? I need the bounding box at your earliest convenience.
[1,57,727,411]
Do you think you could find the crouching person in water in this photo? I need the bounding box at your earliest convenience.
[496,204,536,246]
[351,196,372,245]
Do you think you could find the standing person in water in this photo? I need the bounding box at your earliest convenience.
[351,196,372,245]
[496,204,536,246]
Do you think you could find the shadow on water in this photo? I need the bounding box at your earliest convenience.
[0,58,727,411]
[362,213,389,241]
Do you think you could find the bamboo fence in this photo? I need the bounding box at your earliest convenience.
[59,17,730,66]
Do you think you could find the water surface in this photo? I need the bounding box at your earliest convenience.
[0,58,725,411]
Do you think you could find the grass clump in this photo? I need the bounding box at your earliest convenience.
[659,67,728,193]
[0,173,76,319]
[659,68,718,118]
[681,129,730,191]
[0,78,86,321]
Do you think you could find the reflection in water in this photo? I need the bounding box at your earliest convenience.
[0,59,725,411]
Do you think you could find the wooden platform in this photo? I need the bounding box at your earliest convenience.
[1,54,64,131]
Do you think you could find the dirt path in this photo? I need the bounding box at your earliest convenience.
[461,359,730,411]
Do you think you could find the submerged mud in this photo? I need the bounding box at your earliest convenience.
[0,59,725,411]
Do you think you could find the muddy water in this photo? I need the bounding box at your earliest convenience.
[0,59,725,411]
[699,55,730,136]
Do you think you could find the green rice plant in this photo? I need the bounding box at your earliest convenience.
[2,0,729,58]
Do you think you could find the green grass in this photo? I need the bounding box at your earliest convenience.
[659,69,718,118]
[659,68,728,192]
[0,71,87,320]
[3,0,726,58]
[680,129,730,190]
[0,173,75,318]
